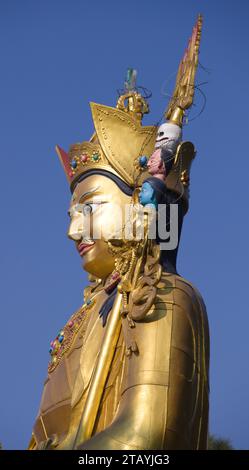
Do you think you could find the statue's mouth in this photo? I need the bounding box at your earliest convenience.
[155,137,169,148]
[77,241,95,256]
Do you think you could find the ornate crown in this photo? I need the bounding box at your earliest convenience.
[56,98,157,189]
[56,16,202,212]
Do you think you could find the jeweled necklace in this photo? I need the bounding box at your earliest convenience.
[48,296,96,374]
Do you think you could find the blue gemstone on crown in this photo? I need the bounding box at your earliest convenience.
[71,159,77,169]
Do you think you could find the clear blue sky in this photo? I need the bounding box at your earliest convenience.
[0,0,248,450]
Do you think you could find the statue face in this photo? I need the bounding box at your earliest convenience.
[147,149,165,176]
[139,182,155,207]
[67,174,131,279]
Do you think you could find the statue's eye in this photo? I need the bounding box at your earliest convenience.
[82,203,94,215]
[158,131,164,137]
[82,203,100,216]
[69,201,103,218]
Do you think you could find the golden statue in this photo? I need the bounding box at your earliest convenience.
[29,15,209,450]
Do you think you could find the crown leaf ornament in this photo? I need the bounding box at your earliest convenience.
[89,101,156,187]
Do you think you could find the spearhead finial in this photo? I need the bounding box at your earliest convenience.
[165,14,203,127]
[124,68,137,92]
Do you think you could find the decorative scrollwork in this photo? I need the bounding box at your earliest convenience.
[129,242,162,321]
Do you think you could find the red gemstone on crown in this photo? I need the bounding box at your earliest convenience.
[80,154,88,163]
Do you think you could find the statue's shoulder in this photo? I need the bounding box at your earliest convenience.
[158,271,207,312]
[156,272,209,350]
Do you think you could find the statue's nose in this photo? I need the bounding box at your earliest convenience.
[67,218,83,241]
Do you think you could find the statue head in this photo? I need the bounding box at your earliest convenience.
[155,122,182,155]
[56,84,196,278]
[139,177,167,209]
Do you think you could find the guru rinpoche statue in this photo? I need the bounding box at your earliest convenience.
[29,15,209,450]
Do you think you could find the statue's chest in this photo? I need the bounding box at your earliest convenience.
[39,289,109,415]
[48,299,95,374]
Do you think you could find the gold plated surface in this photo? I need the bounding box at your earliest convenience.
[30,272,209,450]
[166,14,203,126]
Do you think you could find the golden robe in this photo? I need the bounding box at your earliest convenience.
[30,271,209,450]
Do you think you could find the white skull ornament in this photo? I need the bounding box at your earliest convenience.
[155,122,182,155]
